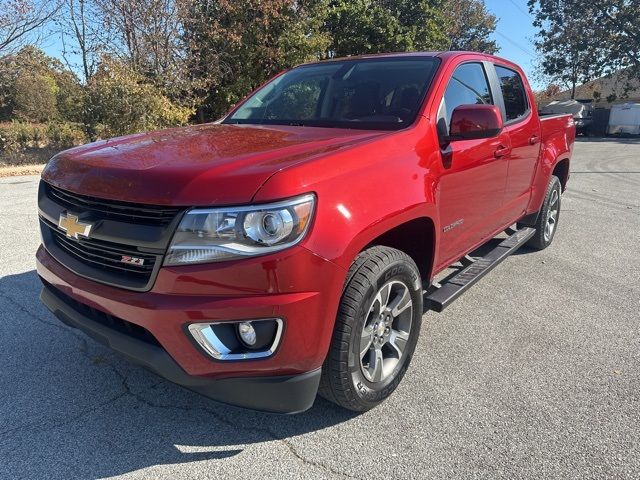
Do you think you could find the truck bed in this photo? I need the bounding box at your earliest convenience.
[540,113,575,145]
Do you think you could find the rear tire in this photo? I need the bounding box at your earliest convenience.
[319,246,423,412]
[522,175,562,250]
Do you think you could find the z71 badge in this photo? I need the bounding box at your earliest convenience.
[121,255,145,266]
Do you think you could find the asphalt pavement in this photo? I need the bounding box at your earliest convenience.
[0,138,638,479]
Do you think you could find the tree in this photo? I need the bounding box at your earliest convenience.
[533,83,560,106]
[13,71,59,122]
[444,0,499,54]
[0,46,83,122]
[585,0,639,90]
[324,0,447,57]
[58,0,106,83]
[96,0,185,93]
[87,57,192,136]
[182,0,330,120]
[529,0,638,98]
[0,0,61,53]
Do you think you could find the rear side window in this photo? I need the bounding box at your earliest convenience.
[438,62,493,134]
[495,65,528,121]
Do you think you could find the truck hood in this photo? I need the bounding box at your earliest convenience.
[42,123,384,206]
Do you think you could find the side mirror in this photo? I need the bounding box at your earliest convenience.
[448,104,503,141]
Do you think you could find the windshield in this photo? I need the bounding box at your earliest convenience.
[223,57,440,130]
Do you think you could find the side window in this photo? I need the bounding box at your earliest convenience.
[438,63,493,133]
[495,65,528,121]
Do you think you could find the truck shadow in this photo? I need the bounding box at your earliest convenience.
[0,270,358,478]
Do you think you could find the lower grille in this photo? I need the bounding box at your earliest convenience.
[42,278,161,347]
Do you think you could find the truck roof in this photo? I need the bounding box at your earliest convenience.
[298,51,523,73]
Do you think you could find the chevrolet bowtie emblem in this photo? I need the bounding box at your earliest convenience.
[58,213,93,239]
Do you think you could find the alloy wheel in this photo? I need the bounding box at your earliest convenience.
[544,188,559,242]
[359,280,413,383]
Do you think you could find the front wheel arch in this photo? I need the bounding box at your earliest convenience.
[339,216,436,288]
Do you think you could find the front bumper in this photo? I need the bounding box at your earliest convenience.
[36,244,346,413]
[40,282,320,413]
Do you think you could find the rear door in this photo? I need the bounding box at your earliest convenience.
[490,64,541,218]
[435,61,511,267]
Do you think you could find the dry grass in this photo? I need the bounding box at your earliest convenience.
[0,148,58,167]
[0,164,45,178]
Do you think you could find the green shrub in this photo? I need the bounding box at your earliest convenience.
[0,121,33,152]
[88,59,193,138]
[0,123,18,152]
[0,47,85,124]
[46,122,88,149]
[13,73,59,123]
[0,121,88,153]
[15,122,32,148]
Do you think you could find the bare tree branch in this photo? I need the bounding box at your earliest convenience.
[0,0,62,52]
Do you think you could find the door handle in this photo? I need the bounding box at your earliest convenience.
[529,135,540,145]
[494,145,511,158]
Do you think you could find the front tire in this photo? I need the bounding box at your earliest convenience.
[319,246,423,412]
[523,175,562,250]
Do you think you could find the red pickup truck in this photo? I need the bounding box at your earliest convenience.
[37,51,574,413]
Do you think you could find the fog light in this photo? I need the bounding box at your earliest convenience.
[237,321,257,347]
[188,318,283,360]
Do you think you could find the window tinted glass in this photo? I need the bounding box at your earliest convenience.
[224,58,439,130]
[259,78,325,121]
[438,63,493,134]
[495,65,528,120]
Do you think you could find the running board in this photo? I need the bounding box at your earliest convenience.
[425,227,535,312]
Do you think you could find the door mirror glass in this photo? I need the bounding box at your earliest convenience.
[448,104,503,141]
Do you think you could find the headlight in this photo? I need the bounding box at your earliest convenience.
[164,194,315,265]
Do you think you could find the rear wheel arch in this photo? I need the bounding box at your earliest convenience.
[553,157,570,191]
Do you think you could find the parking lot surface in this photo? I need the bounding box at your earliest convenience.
[0,138,639,479]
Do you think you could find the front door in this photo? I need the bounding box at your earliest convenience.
[435,62,510,268]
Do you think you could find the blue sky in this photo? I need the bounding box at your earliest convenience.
[39,0,543,90]
[484,0,542,89]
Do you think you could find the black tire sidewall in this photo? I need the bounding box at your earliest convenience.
[346,260,422,406]
[523,175,562,250]
[540,176,562,247]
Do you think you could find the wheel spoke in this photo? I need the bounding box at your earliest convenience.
[388,329,409,357]
[549,209,557,222]
[369,348,384,382]
[375,283,391,310]
[360,325,374,357]
[389,286,412,317]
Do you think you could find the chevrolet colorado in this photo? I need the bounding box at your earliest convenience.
[37,51,575,413]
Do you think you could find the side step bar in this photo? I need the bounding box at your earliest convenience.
[425,227,535,312]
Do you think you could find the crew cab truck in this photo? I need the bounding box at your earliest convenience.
[36,52,574,413]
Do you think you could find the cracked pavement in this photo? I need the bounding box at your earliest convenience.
[1,138,639,479]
